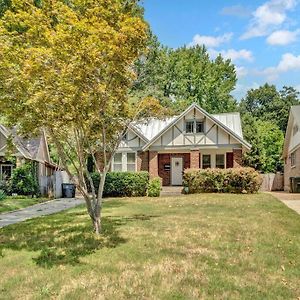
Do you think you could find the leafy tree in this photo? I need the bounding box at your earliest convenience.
[131,35,238,114]
[240,84,300,132]
[242,114,284,173]
[0,0,150,234]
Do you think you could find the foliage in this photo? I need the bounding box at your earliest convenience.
[0,189,6,201]
[131,34,238,114]
[240,84,300,132]
[147,177,161,197]
[183,167,262,194]
[89,171,149,197]
[242,114,284,173]
[0,0,149,233]
[10,163,39,196]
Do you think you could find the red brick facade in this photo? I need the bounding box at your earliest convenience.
[233,148,243,168]
[149,151,159,178]
[190,150,200,169]
[158,153,190,186]
[137,151,149,172]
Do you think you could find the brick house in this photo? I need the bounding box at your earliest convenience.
[283,105,300,191]
[113,103,251,186]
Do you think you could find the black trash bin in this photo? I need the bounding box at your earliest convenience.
[290,177,295,193]
[62,183,76,198]
[294,177,300,193]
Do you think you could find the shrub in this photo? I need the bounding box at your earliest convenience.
[10,163,40,196]
[0,190,6,201]
[88,171,149,197]
[148,177,161,197]
[183,167,262,194]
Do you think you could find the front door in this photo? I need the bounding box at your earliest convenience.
[171,157,183,185]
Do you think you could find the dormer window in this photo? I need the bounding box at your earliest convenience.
[185,120,204,134]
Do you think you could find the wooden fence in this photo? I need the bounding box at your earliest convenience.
[260,173,284,191]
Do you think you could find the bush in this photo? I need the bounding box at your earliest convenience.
[10,163,40,196]
[0,190,6,201]
[88,171,149,197]
[183,167,262,194]
[148,177,161,197]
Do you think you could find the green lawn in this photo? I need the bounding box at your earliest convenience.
[0,193,300,299]
[0,196,50,214]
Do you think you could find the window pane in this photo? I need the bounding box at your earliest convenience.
[114,153,122,163]
[185,121,194,133]
[291,152,296,166]
[127,153,135,163]
[113,164,122,171]
[127,164,135,172]
[196,121,204,133]
[1,165,12,180]
[202,155,211,169]
[216,154,225,168]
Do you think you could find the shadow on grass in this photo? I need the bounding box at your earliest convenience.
[0,208,157,268]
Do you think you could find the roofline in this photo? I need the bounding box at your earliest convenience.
[142,103,251,151]
[128,124,149,143]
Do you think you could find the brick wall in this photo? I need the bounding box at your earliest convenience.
[233,148,243,168]
[158,153,190,186]
[284,147,300,191]
[190,150,200,169]
[137,151,149,172]
[149,151,158,178]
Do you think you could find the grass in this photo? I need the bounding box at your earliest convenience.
[0,193,300,299]
[0,196,50,214]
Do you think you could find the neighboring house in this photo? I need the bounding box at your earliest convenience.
[283,105,300,191]
[0,124,58,195]
[114,103,251,186]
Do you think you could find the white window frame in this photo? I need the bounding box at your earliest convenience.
[185,119,205,134]
[0,164,13,181]
[216,154,225,169]
[112,152,137,172]
[291,151,296,168]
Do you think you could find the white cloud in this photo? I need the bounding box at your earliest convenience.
[189,33,233,48]
[266,29,300,45]
[232,82,260,100]
[259,53,300,80]
[209,48,254,62]
[220,5,252,18]
[235,66,248,78]
[241,0,297,39]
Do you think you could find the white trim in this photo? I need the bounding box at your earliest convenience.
[112,151,137,172]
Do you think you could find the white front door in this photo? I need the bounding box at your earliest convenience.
[171,157,183,186]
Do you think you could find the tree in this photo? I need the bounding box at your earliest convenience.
[0,0,150,234]
[242,114,284,173]
[240,84,300,132]
[131,35,238,114]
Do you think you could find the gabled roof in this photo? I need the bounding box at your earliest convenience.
[283,105,300,157]
[0,125,52,164]
[131,103,251,150]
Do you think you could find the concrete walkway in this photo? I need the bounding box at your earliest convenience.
[0,198,84,228]
[160,186,184,197]
[270,192,300,214]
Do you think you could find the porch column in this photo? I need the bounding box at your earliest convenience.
[149,151,158,178]
[190,150,200,169]
[137,151,149,171]
[233,148,243,167]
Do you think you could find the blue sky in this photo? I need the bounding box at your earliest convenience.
[142,0,300,99]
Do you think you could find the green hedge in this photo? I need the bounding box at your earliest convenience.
[183,167,262,194]
[89,171,149,197]
[148,177,161,197]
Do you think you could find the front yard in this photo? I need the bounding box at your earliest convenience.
[0,193,300,299]
[0,196,50,214]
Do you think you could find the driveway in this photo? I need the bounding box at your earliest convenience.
[270,192,300,214]
[0,198,84,228]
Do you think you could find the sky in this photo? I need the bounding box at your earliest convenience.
[142,0,300,100]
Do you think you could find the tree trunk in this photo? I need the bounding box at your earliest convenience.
[93,217,101,234]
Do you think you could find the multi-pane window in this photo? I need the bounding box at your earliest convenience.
[113,153,122,171]
[185,121,194,133]
[185,120,204,134]
[127,153,136,171]
[202,155,211,169]
[291,151,296,167]
[113,152,136,172]
[216,154,225,169]
[0,165,13,181]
